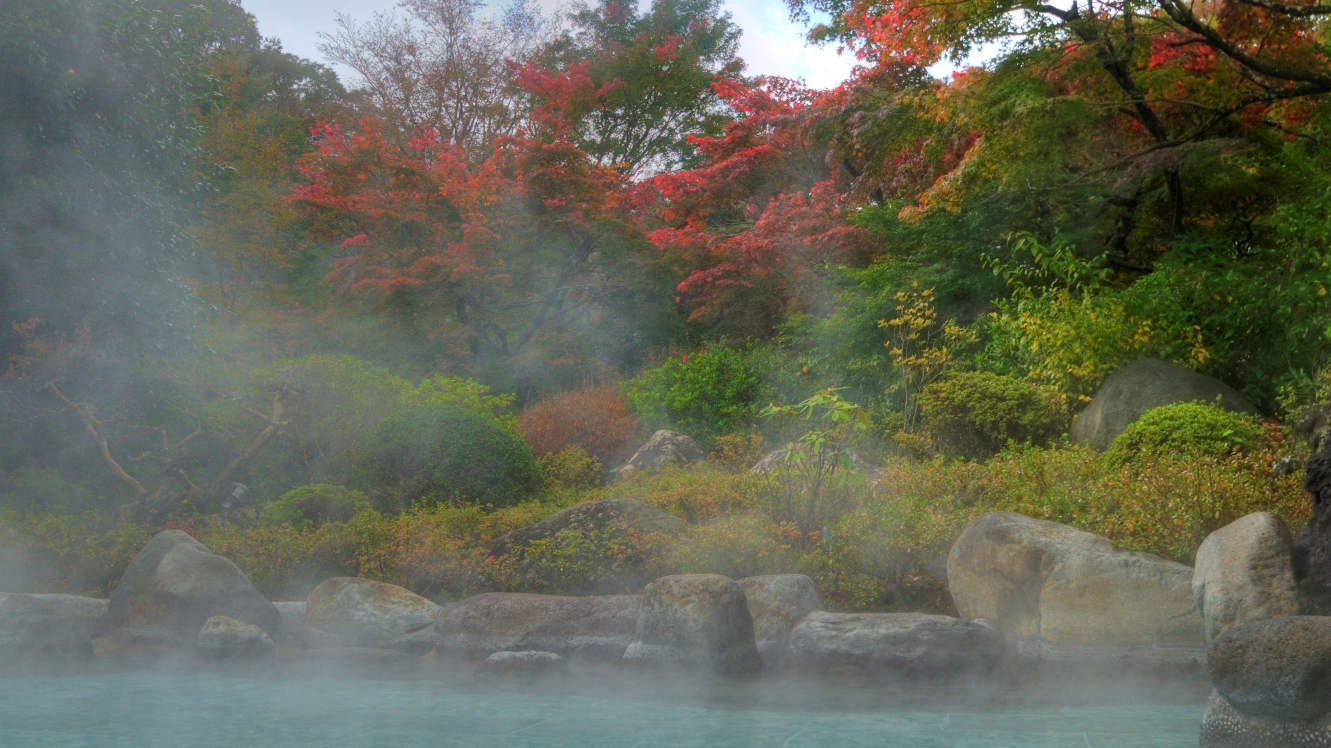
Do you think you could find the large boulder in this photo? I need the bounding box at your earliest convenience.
[614,430,703,480]
[790,612,1013,679]
[304,578,440,654]
[107,530,281,645]
[195,615,275,659]
[0,593,96,660]
[433,592,639,661]
[948,512,1204,650]
[1292,406,1331,614]
[1192,513,1299,642]
[490,499,685,594]
[1200,689,1331,748]
[1201,617,1331,747]
[1209,616,1331,721]
[621,574,760,676]
[1069,358,1260,451]
[736,574,821,662]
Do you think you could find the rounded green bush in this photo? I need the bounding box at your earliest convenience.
[1106,401,1265,464]
[920,372,1070,459]
[620,345,769,445]
[355,403,542,510]
[260,484,372,530]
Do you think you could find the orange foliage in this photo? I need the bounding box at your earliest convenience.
[517,384,638,465]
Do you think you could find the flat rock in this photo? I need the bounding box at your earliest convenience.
[621,574,760,676]
[1069,358,1260,451]
[274,601,306,632]
[433,592,639,661]
[107,530,280,645]
[0,593,106,638]
[789,611,1013,679]
[0,593,95,660]
[614,430,703,480]
[736,575,821,661]
[1193,513,1300,642]
[475,650,571,679]
[196,615,274,659]
[490,499,685,595]
[304,578,440,654]
[948,512,1204,648]
[1209,616,1331,721]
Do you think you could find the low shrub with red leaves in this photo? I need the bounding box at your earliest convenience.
[517,384,638,467]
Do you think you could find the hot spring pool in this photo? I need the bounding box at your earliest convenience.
[0,667,1204,748]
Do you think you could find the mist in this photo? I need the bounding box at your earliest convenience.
[2,0,1329,747]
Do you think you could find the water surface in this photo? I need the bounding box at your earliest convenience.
[0,667,1204,748]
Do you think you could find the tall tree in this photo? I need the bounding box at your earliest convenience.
[318,0,556,160]
[532,0,746,176]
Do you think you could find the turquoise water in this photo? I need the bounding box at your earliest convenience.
[0,669,1204,748]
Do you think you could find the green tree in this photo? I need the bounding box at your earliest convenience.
[536,0,745,175]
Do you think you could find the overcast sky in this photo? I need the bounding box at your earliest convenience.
[240,0,860,90]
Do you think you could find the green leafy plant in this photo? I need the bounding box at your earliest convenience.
[759,388,870,537]
[354,403,542,511]
[259,484,372,530]
[621,345,769,444]
[537,447,603,493]
[920,372,1070,459]
[1106,401,1266,465]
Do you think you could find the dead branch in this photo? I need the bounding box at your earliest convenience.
[46,379,148,497]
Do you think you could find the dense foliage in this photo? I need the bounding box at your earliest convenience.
[2,0,1327,615]
[354,403,542,511]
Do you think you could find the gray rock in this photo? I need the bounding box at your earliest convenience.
[433,592,640,661]
[622,574,760,676]
[274,601,306,632]
[1201,689,1331,748]
[615,430,703,480]
[475,650,572,679]
[304,578,440,654]
[107,530,281,645]
[0,593,94,660]
[1069,358,1260,451]
[736,574,821,661]
[196,615,275,659]
[1209,616,1331,721]
[789,611,1014,679]
[0,593,106,638]
[1193,513,1300,642]
[490,499,685,595]
[947,512,1204,648]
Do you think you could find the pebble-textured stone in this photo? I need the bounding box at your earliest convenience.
[1209,616,1331,721]
[1193,513,1299,642]
[1202,690,1331,748]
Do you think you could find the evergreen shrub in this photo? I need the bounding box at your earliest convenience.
[259,484,372,530]
[1106,401,1265,464]
[920,372,1070,459]
[621,345,769,445]
[355,403,541,510]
